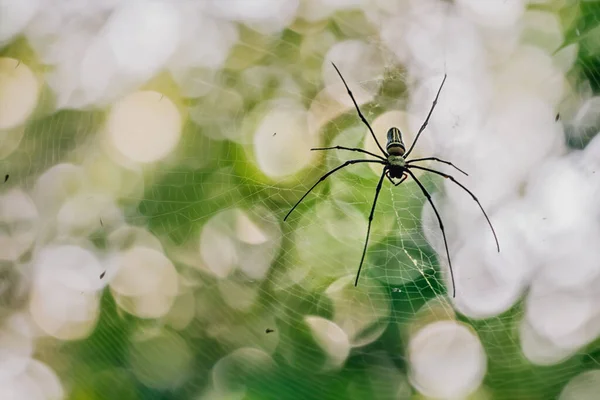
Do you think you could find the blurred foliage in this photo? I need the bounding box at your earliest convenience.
[565,0,600,92]
[5,2,600,400]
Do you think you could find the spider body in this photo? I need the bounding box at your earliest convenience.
[386,127,407,178]
[284,63,500,298]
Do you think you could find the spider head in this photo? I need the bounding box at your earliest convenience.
[386,127,405,156]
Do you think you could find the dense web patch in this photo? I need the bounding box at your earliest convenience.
[3,1,600,400]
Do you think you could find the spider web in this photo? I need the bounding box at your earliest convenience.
[2,1,600,400]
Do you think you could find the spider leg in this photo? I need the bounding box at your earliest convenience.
[330,62,388,157]
[385,171,395,185]
[404,74,447,158]
[404,169,456,298]
[355,168,388,287]
[284,159,385,221]
[312,146,386,162]
[385,171,407,186]
[408,165,499,252]
[407,156,468,176]
[393,173,408,186]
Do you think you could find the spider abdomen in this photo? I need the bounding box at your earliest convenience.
[386,127,406,156]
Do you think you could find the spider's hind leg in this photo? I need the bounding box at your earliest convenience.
[355,168,388,287]
[393,173,408,187]
[404,169,456,298]
[385,171,395,185]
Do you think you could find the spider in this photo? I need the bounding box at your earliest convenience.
[284,62,499,298]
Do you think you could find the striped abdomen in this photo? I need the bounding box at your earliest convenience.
[386,127,405,156]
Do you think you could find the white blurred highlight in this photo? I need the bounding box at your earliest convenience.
[451,230,530,319]
[169,4,238,72]
[0,58,39,130]
[200,208,281,282]
[0,126,25,160]
[0,0,40,44]
[405,6,485,78]
[560,370,600,400]
[304,316,351,370]
[34,245,105,292]
[56,193,123,238]
[438,94,563,238]
[106,91,182,164]
[78,35,126,107]
[325,277,390,347]
[408,73,492,153]
[323,40,385,107]
[0,314,34,381]
[201,224,238,279]
[209,0,299,35]
[519,320,575,366]
[19,0,187,108]
[109,246,179,319]
[190,86,244,142]
[408,320,486,398]
[455,0,525,29]
[0,190,39,262]
[24,360,64,400]
[0,374,44,400]
[253,100,316,179]
[524,157,600,288]
[236,212,269,245]
[291,201,367,285]
[30,245,102,340]
[495,45,565,107]
[104,0,180,76]
[32,163,88,216]
[525,283,593,349]
[26,360,65,400]
[109,247,176,298]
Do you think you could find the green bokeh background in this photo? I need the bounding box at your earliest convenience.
[2,1,600,399]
